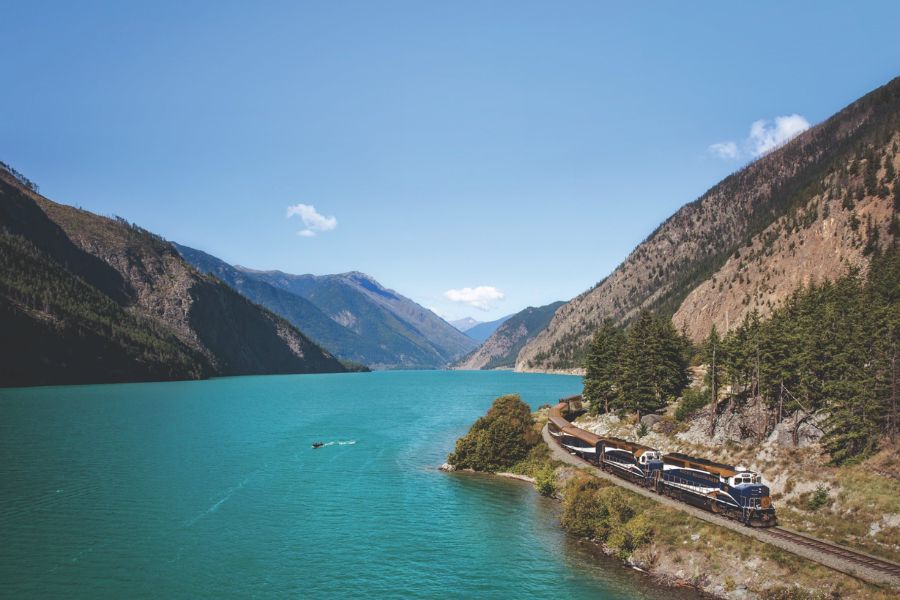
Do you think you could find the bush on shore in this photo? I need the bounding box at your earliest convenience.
[560,474,654,559]
[447,394,540,472]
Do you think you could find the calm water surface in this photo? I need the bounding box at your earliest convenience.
[0,370,691,598]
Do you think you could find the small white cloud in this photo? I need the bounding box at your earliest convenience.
[708,114,810,161]
[443,286,505,311]
[286,203,337,237]
[708,141,739,159]
[748,114,810,157]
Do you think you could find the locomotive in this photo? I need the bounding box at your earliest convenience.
[548,399,776,527]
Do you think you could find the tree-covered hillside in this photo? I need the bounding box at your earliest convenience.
[0,165,347,387]
[583,241,899,464]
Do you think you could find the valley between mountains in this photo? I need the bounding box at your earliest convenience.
[2,77,898,388]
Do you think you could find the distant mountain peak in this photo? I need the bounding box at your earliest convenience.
[450,317,481,332]
[178,248,476,369]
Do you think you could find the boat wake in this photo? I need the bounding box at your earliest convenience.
[183,475,251,527]
[320,440,357,447]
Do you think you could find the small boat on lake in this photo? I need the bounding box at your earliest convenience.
[312,441,324,449]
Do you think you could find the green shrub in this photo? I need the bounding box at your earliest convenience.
[560,475,655,558]
[675,386,708,421]
[447,394,539,472]
[535,464,557,497]
[807,485,831,512]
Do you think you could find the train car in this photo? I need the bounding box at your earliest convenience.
[548,402,603,463]
[548,402,663,488]
[660,452,776,527]
[598,437,663,487]
[546,396,778,527]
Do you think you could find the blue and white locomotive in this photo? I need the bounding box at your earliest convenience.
[659,453,776,527]
[548,399,777,527]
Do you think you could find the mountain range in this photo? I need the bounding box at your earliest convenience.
[0,166,348,387]
[175,244,476,369]
[4,77,897,384]
[516,76,900,372]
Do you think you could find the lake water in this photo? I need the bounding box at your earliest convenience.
[0,370,690,598]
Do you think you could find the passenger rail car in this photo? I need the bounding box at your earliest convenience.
[547,399,776,527]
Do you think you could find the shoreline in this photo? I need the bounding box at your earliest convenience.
[439,461,713,596]
[439,463,536,484]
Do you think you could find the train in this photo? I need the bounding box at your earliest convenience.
[548,397,777,527]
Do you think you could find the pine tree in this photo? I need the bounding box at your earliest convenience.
[582,320,625,415]
[617,311,688,420]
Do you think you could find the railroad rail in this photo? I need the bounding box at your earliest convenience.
[765,527,900,580]
[541,403,900,587]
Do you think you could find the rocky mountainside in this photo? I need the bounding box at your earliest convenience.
[518,77,900,371]
[217,265,477,369]
[0,167,346,387]
[456,301,564,370]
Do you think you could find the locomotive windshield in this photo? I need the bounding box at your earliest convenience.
[734,473,760,485]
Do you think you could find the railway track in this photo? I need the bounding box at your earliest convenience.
[765,527,900,579]
[541,424,900,587]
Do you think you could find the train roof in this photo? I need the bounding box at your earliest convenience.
[663,452,739,478]
[562,425,602,446]
[603,436,660,457]
[548,401,601,445]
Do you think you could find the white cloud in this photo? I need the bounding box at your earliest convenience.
[748,114,811,157]
[443,286,505,311]
[708,141,739,159]
[286,203,337,237]
[708,114,810,161]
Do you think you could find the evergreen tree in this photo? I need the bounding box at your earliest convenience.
[582,320,625,415]
[617,311,688,419]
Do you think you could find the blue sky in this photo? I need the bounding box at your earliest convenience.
[2,2,899,321]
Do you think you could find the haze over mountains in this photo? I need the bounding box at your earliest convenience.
[176,244,477,369]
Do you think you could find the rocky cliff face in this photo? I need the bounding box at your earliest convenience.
[673,145,897,340]
[517,77,900,371]
[0,168,346,387]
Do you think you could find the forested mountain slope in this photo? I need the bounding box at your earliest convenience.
[518,77,900,371]
[456,301,565,370]
[0,167,346,387]
[175,243,403,368]
[235,268,477,369]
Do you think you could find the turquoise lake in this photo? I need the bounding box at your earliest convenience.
[0,370,691,598]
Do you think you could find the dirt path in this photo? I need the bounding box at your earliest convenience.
[542,425,900,587]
